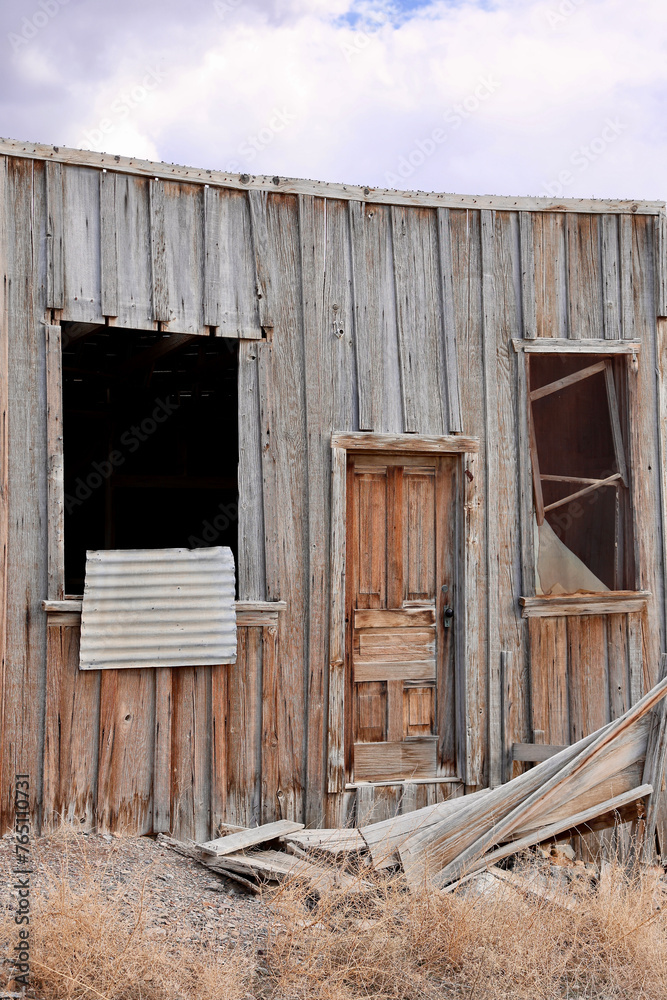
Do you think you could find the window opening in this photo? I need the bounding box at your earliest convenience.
[62,325,238,595]
[528,354,633,594]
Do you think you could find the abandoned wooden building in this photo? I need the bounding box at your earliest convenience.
[1,137,667,850]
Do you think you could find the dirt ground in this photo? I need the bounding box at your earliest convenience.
[0,829,274,979]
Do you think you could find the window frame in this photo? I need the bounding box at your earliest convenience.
[514,337,642,603]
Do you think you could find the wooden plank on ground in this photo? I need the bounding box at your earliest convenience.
[199,819,305,856]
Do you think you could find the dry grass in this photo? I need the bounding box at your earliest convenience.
[3,833,667,1000]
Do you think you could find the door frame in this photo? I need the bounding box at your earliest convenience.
[326,432,480,794]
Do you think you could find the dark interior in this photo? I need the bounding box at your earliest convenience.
[530,353,634,591]
[62,324,238,595]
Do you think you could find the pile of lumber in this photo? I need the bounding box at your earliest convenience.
[162,671,667,894]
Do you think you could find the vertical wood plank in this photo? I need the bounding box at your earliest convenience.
[204,185,221,328]
[61,166,103,323]
[149,178,170,322]
[0,156,7,827]
[450,208,486,787]
[437,208,462,431]
[45,161,64,310]
[391,206,445,435]
[436,455,458,775]
[152,667,172,833]
[114,174,155,329]
[657,211,667,318]
[567,615,609,744]
[43,625,100,831]
[2,158,48,830]
[533,213,568,338]
[529,617,569,744]
[226,628,262,827]
[299,194,329,826]
[481,209,501,789]
[606,614,630,721]
[364,205,402,433]
[629,216,664,689]
[170,666,211,841]
[628,611,643,705]
[97,668,154,834]
[601,214,621,340]
[261,624,280,822]
[210,661,228,837]
[238,340,266,600]
[567,214,603,339]
[519,212,536,339]
[349,200,380,430]
[619,214,635,339]
[45,324,64,600]
[99,170,118,317]
[327,446,347,793]
[247,190,274,333]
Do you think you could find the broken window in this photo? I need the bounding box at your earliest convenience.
[62,326,238,596]
[528,354,634,594]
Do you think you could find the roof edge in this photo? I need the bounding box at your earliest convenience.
[1,137,664,216]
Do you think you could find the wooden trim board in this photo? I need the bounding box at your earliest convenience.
[513,338,642,354]
[1,139,663,214]
[519,591,650,617]
[331,432,479,453]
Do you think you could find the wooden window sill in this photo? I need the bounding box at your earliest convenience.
[519,591,650,618]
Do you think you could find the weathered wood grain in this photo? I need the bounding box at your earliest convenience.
[6,140,661,213]
[261,623,280,823]
[2,158,48,829]
[99,170,118,317]
[152,667,172,834]
[210,661,228,837]
[601,214,621,339]
[349,200,378,429]
[45,160,64,310]
[529,616,569,745]
[238,340,266,600]
[299,194,329,825]
[45,324,64,600]
[0,156,7,828]
[114,173,156,329]
[519,212,536,338]
[567,214,603,339]
[225,627,261,828]
[149,178,170,323]
[43,625,100,830]
[159,180,205,333]
[204,185,221,328]
[61,164,102,323]
[437,208,462,431]
[391,206,445,435]
[247,190,274,333]
[200,818,304,855]
[534,213,568,338]
[327,446,347,794]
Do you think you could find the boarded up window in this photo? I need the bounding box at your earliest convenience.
[79,546,236,670]
[528,355,634,592]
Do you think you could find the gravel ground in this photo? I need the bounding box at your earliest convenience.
[0,830,278,959]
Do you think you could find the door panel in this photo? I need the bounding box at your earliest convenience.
[347,452,458,782]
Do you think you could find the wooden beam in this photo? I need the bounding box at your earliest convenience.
[513,338,642,354]
[529,360,607,401]
[331,432,478,454]
[519,591,650,618]
[542,473,621,513]
[512,742,567,762]
[1,138,663,214]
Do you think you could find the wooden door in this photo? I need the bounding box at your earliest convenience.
[346,452,458,782]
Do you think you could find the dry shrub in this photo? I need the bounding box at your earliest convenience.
[1,828,252,1000]
[4,829,667,1000]
[261,855,667,1000]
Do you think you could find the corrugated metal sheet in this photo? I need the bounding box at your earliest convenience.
[79,547,236,670]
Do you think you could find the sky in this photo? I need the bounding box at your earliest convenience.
[1,0,666,201]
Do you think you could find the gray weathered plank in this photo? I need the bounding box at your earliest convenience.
[299,194,329,825]
[204,185,221,328]
[61,165,102,323]
[519,212,536,338]
[160,180,205,333]
[247,189,274,333]
[238,340,266,600]
[327,446,347,794]
[391,205,445,435]
[619,214,635,338]
[437,208,462,431]
[349,200,379,429]
[152,667,172,834]
[149,178,170,323]
[601,214,621,339]
[0,156,7,829]
[99,170,118,317]
[114,173,155,329]
[567,214,603,339]
[45,160,64,310]
[45,324,64,600]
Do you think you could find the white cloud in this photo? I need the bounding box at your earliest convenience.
[1,0,666,199]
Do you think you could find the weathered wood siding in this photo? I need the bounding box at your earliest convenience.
[0,151,663,836]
